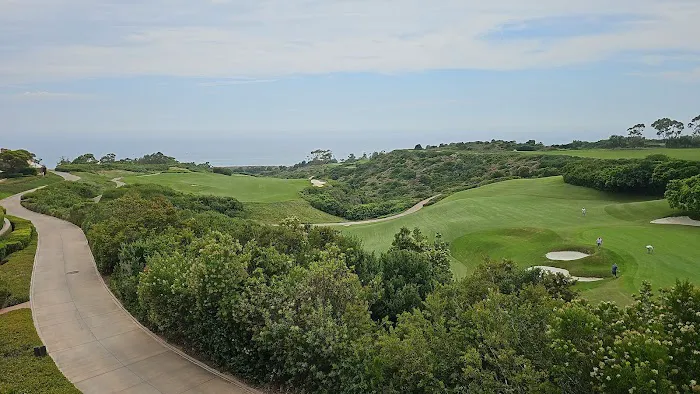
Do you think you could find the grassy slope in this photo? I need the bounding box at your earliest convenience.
[122,171,341,223]
[0,173,63,199]
[342,177,700,305]
[521,148,700,160]
[0,309,80,393]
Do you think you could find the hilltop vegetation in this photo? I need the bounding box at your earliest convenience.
[21,178,700,393]
[56,151,211,173]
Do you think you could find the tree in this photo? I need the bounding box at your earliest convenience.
[652,118,684,139]
[665,175,700,215]
[0,149,33,174]
[627,123,645,137]
[689,114,700,136]
[346,153,357,162]
[100,153,116,163]
[414,144,423,150]
[71,153,97,164]
[308,149,333,164]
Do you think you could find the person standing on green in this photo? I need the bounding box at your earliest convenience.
[612,263,618,278]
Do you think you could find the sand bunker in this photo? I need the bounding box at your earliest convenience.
[311,179,327,187]
[530,266,602,282]
[546,251,590,261]
[651,216,700,227]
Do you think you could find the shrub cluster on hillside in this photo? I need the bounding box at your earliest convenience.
[21,181,700,393]
[562,155,700,196]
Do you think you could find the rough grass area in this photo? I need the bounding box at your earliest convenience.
[521,147,700,161]
[0,233,37,308]
[0,309,80,393]
[343,176,700,305]
[0,173,63,199]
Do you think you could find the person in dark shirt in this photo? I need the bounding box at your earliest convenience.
[612,263,618,278]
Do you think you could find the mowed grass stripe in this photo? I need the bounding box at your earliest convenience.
[122,172,310,203]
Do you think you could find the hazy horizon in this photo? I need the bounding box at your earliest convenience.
[4,127,642,168]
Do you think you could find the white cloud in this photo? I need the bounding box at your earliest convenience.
[0,0,699,83]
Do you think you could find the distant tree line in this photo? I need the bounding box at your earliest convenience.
[56,151,212,173]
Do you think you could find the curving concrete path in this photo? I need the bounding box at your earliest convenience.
[51,170,82,182]
[315,194,441,227]
[0,217,10,238]
[111,177,126,188]
[1,188,261,393]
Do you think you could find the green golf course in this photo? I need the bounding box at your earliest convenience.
[521,147,700,160]
[342,176,700,305]
[121,171,341,223]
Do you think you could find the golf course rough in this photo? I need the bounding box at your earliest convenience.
[341,176,700,305]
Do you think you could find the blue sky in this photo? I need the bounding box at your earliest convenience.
[1,1,699,165]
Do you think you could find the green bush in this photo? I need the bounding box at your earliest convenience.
[213,167,234,176]
[0,217,35,261]
[21,182,100,222]
[665,174,700,215]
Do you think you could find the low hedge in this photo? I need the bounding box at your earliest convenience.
[0,216,35,261]
[0,233,37,308]
[0,309,80,393]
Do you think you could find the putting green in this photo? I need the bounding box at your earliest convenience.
[520,147,700,160]
[342,177,700,305]
[122,172,310,203]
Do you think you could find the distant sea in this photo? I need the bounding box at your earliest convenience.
[3,130,604,168]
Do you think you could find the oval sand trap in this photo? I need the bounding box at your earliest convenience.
[530,266,602,282]
[651,216,700,227]
[546,251,589,261]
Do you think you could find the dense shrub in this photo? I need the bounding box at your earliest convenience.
[213,167,234,176]
[562,156,700,195]
[102,184,243,217]
[665,174,700,216]
[20,182,100,223]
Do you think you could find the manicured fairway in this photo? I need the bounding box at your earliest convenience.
[122,171,310,203]
[342,177,700,305]
[521,147,700,160]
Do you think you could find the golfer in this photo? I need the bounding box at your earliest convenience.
[612,263,618,278]
[582,207,587,216]
[646,245,654,254]
[596,237,602,249]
